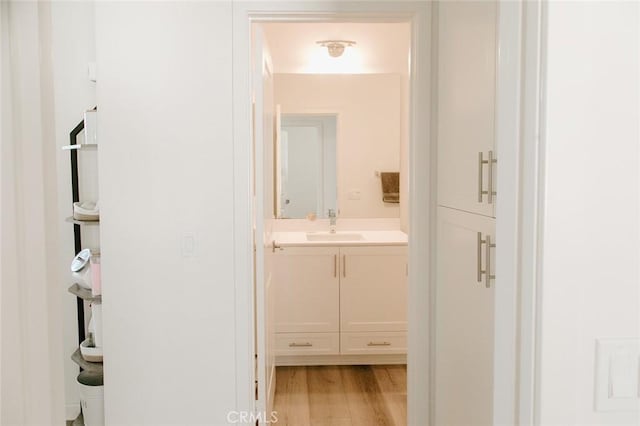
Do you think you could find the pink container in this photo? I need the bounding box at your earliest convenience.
[90,255,101,296]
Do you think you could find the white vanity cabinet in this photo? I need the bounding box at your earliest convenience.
[273,246,339,332]
[340,246,408,355]
[273,243,408,361]
[273,246,341,357]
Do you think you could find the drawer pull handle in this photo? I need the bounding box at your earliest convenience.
[367,341,391,347]
[289,342,313,347]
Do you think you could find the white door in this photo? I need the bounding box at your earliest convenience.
[278,115,338,219]
[436,206,495,426]
[437,0,497,218]
[339,246,408,333]
[273,246,340,333]
[279,120,322,218]
[252,26,275,423]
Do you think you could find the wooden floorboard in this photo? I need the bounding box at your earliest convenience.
[371,366,408,426]
[274,365,406,426]
[307,366,351,423]
[274,366,312,426]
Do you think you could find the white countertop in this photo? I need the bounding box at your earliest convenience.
[272,230,408,247]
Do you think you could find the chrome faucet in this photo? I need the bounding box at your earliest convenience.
[328,209,337,234]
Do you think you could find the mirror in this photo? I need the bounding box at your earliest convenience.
[273,73,403,220]
[276,114,337,219]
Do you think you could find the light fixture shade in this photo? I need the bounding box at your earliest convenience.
[316,40,356,58]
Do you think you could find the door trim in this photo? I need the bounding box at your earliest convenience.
[233,3,431,424]
[493,1,545,424]
[231,1,541,425]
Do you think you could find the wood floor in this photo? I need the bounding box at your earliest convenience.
[273,365,406,426]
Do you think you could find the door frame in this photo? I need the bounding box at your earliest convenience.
[231,1,543,425]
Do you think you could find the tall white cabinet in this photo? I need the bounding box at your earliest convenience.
[437,0,498,219]
[435,1,498,426]
[436,207,495,426]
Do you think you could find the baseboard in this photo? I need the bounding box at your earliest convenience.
[66,403,81,421]
[276,354,407,366]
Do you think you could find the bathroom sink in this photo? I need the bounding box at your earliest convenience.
[306,232,365,242]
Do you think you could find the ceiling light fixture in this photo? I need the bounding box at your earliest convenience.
[316,40,356,58]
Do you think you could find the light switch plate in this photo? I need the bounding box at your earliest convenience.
[595,338,640,411]
[88,62,97,82]
[182,233,195,257]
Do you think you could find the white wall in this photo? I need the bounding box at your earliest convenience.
[49,1,98,419]
[274,73,403,219]
[262,22,411,75]
[0,1,65,424]
[95,2,238,424]
[539,2,639,424]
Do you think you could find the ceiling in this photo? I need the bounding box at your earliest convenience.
[261,22,411,75]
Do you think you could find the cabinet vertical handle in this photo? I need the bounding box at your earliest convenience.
[488,150,497,204]
[478,152,484,202]
[477,232,484,283]
[485,235,496,288]
[478,151,498,204]
[334,254,337,278]
[343,255,346,277]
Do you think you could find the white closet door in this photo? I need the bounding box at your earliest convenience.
[436,206,495,426]
[437,0,497,217]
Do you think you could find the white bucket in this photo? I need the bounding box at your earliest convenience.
[77,373,104,426]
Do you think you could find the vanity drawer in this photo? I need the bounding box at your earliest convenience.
[275,333,339,356]
[340,331,407,355]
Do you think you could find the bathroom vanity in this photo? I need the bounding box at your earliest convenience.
[271,230,408,365]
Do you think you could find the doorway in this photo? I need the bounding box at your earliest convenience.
[246,11,423,424]
[278,114,337,219]
[233,2,531,425]
[256,19,412,424]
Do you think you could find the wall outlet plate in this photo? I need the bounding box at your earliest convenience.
[348,190,361,200]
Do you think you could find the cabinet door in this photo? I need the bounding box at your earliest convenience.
[273,247,339,333]
[437,0,497,217]
[340,246,408,333]
[436,206,495,426]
